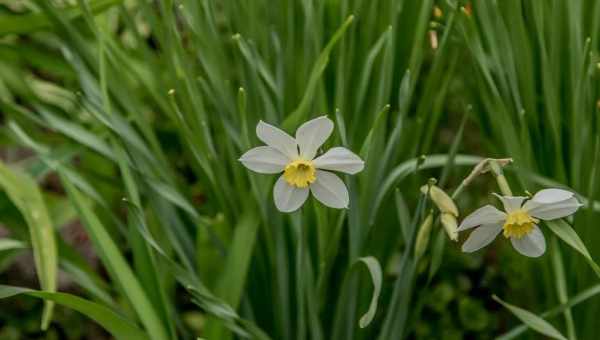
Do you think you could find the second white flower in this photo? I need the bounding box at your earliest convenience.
[457,188,582,257]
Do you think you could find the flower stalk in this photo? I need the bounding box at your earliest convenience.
[488,160,513,196]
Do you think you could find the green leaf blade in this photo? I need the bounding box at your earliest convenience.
[493,295,567,340]
[0,161,58,330]
[0,285,148,340]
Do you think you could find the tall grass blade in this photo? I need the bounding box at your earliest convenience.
[493,295,567,340]
[60,177,170,340]
[0,285,148,339]
[0,161,57,330]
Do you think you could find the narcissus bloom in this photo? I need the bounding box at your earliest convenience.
[239,116,364,212]
[457,189,582,257]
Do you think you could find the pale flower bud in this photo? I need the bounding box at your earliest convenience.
[429,30,438,50]
[433,6,443,18]
[440,213,458,241]
[414,213,434,258]
[420,184,458,217]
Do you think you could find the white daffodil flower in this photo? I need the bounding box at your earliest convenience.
[239,116,364,212]
[457,188,582,257]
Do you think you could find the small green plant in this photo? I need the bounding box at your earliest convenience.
[0,1,599,339]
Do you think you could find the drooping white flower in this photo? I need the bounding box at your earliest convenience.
[457,188,582,257]
[239,116,364,212]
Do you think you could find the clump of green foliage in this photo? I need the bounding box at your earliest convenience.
[0,1,599,339]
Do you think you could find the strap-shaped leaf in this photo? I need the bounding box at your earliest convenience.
[0,285,147,339]
[493,295,567,340]
[546,219,600,278]
[0,0,122,35]
[0,161,57,330]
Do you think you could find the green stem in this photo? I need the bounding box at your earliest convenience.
[496,174,513,196]
[451,181,466,199]
[295,210,306,340]
[489,160,513,196]
[550,236,577,340]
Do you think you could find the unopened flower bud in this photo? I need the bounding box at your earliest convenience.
[429,30,439,50]
[414,213,434,258]
[420,184,458,217]
[441,213,458,241]
[462,3,472,17]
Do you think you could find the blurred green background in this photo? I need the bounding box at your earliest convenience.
[0,0,599,339]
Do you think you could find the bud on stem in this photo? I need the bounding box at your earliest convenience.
[415,212,434,258]
[420,184,458,217]
[440,213,458,241]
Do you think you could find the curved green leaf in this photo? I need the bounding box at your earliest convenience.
[493,295,567,340]
[498,284,600,339]
[205,211,260,339]
[123,200,271,340]
[0,161,57,330]
[546,219,600,279]
[0,285,147,339]
[0,0,122,35]
[61,178,170,340]
[282,15,354,130]
[357,256,383,328]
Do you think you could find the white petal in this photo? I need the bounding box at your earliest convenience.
[310,170,349,209]
[273,176,309,212]
[312,147,364,174]
[510,226,546,257]
[493,194,526,213]
[295,116,334,160]
[457,205,506,231]
[256,120,298,160]
[461,223,503,253]
[531,188,574,204]
[239,146,288,174]
[524,197,582,220]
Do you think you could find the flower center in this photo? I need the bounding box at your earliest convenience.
[283,159,316,188]
[503,210,538,239]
